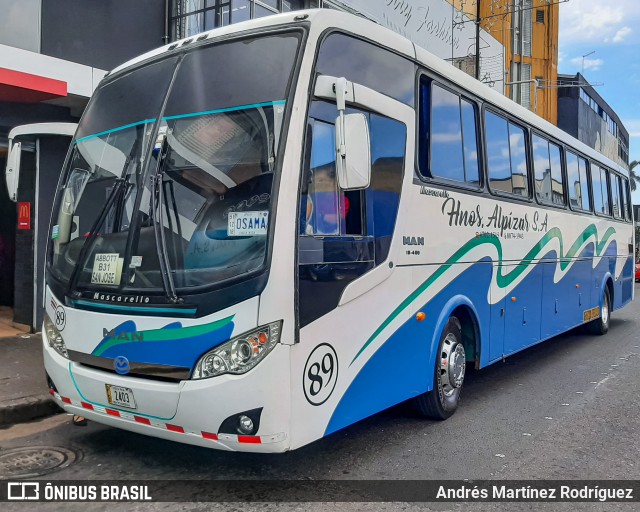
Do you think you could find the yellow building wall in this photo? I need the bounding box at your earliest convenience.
[449,0,558,125]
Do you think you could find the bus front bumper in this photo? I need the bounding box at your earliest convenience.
[43,337,292,453]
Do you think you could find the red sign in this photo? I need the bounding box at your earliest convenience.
[18,202,31,230]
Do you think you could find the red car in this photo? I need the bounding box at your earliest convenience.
[636,263,640,282]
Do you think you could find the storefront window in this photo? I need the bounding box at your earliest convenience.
[171,0,313,40]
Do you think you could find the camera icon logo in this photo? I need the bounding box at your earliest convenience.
[7,482,39,500]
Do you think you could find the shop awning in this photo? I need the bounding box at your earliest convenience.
[0,67,67,103]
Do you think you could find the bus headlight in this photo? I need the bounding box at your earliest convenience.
[44,314,69,359]
[192,321,282,379]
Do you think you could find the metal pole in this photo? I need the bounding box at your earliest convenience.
[475,0,481,79]
[582,51,595,75]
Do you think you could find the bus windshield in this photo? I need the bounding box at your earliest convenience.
[49,32,300,298]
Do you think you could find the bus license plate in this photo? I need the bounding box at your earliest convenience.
[105,384,137,409]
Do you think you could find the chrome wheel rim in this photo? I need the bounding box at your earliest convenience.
[440,333,466,397]
[602,295,609,325]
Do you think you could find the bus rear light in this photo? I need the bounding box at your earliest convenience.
[192,321,282,379]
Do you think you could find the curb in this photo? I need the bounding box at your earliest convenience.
[0,395,63,427]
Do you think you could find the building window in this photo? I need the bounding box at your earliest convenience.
[512,0,532,56]
[171,1,229,40]
[619,136,629,164]
[510,62,532,109]
[579,88,603,117]
[536,9,545,24]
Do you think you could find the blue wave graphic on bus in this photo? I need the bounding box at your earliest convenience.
[92,317,235,369]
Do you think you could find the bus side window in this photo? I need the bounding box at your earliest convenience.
[566,150,582,209]
[533,136,564,206]
[485,111,529,198]
[623,178,632,221]
[419,80,480,186]
[611,173,622,219]
[602,168,611,216]
[591,164,611,216]
[578,156,591,211]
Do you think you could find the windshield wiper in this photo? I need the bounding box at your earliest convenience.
[67,137,141,295]
[151,136,179,303]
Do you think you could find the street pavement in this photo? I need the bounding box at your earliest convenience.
[2,287,640,511]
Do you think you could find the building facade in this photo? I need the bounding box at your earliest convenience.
[451,0,559,125]
[557,73,630,169]
[0,0,166,329]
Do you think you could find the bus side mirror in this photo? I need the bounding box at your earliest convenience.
[5,141,22,202]
[335,113,371,191]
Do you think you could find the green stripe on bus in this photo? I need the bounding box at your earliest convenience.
[92,315,234,357]
[350,224,616,366]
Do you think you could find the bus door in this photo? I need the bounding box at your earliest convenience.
[293,79,414,439]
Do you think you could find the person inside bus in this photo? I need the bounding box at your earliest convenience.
[304,166,349,236]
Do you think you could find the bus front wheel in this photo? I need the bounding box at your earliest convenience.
[587,286,611,336]
[413,316,465,420]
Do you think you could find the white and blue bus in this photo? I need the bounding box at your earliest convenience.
[42,10,634,452]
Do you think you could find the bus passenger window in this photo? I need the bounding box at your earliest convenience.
[578,156,591,211]
[485,111,529,198]
[508,123,528,197]
[611,174,622,219]
[534,136,564,206]
[429,84,464,182]
[623,178,632,221]
[566,151,581,209]
[548,143,564,205]
[533,135,551,202]
[461,99,480,186]
[591,164,610,216]
[601,169,611,216]
[420,81,479,186]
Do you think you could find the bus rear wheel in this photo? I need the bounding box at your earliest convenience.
[413,316,465,420]
[587,286,611,336]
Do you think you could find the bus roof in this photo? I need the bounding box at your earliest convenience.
[107,9,628,178]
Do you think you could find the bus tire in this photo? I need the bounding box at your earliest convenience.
[413,316,465,420]
[587,286,611,336]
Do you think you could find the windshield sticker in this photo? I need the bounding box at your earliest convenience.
[228,211,269,237]
[51,225,60,239]
[129,255,143,268]
[91,253,124,286]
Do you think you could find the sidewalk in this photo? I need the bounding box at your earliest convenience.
[0,305,30,337]
[0,333,62,427]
